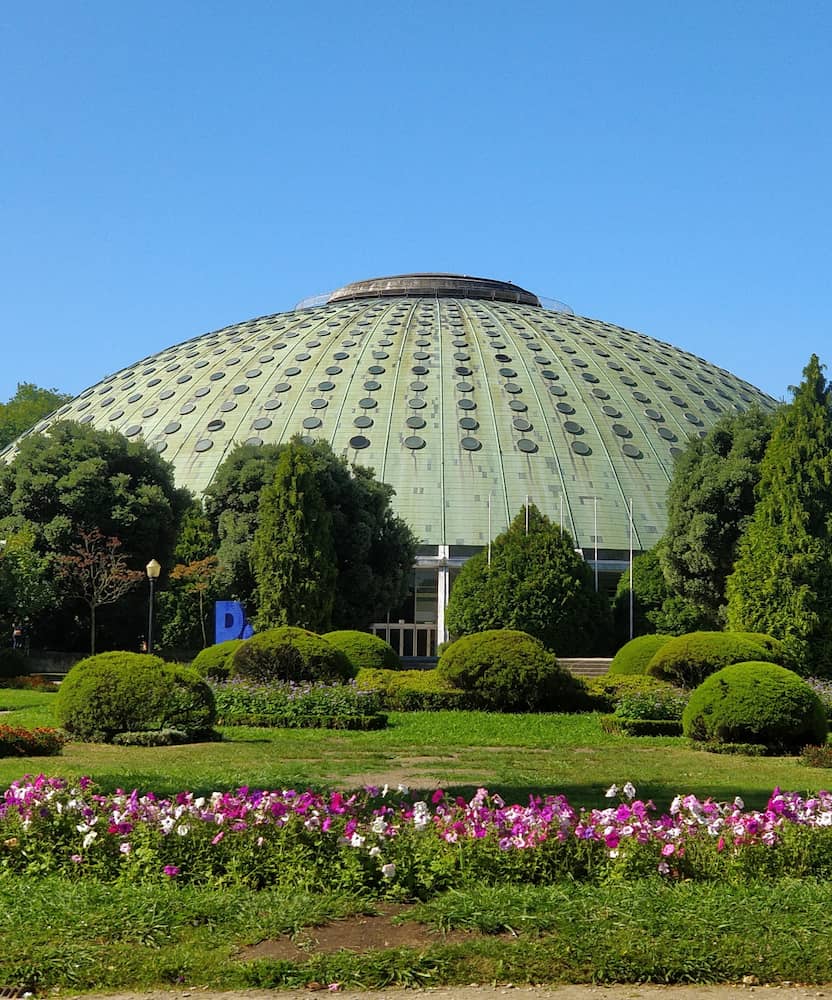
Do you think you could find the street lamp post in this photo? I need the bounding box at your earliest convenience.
[145,559,161,655]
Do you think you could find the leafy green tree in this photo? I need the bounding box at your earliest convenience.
[251,440,337,631]
[727,355,832,674]
[445,504,612,655]
[0,527,55,639]
[660,408,775,628]
[0,383,71,450]
[612,545,671,640]
[205,439,415,628]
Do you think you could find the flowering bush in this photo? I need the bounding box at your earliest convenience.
[211,678,386,728]
[5,776,832,891]
[0,726,66,757]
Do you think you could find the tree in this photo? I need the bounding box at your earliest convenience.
[660,408,775,628]
[165,556,219,650]
[611,545,672,640]
[250,441,337,631]
[0,382,71,450]
[445,504,612,655]
[205,439,415,628]
[0,527,55,640]
[56,529,143,653]
[727,355,832,673]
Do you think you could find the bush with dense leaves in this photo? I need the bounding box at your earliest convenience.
[437,629,588,712]
[608,634,675,676]
[584,673,675,712]
[230,627,351,684]
[54,651,216,742]
[190,639,246,681]
[212,678,386,729]
[323,630,402,672]
[355,667,471,711]
[0,724,65,756]
[682,661,828,753]
[645,631,782,689]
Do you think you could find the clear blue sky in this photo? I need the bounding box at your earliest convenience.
[1,2,829,404]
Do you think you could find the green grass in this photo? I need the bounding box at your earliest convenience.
[1,692,829,811]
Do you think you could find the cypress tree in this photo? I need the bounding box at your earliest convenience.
[250,439,337,632]
[726,355,832,673]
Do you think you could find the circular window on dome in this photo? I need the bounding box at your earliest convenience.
[513,418,532,432]
[311,398,328,409]
[453,352,470,362]
[252,417,272,431]
[571,440,592,456]
[452,339,467,348]
[406,416,426,429]
[460,437,481,451]
[645,408,663,421]
[233,384,249,395]
[499,368,517,378]
[302,417,322,430]
[415,338,431,348]
[621,376,637,387]
[350,435,371,449]
[612,423,631,437]
[206,419,225,432]
[670,395,687,407]
[670,446,685,458]
[108,409,124,421]
[453,382,472,394]
[704,399,721,411]
[78,414,93,423]
[607,362,623,372]
[373,351,389,360]
[209,372,225,381]
[274,382,291,393]
[363,380,381,392]
[333,352,349,361]
[327,365,343,375]
[685,412,702,424]
[179,402,196,415]
[176,374,192,385]
[504,383,522,394]
[509,400,528,412]
[622,443,642,459]
[517,438,537,453]
[152,440,167,453]
[318,381,336,392]
[356,397,376,409]
[459,416,479,430]
[412,365,429,375]
[195,439,213,453]
[220,401,237,413]
[564,421,584,435]
[639,364,656,375]
[408,381,426,392]
[655,379,672,390]
[591,388,610,400]
[285,366,302,377]
[534,356,552,365]
[494,354,512,363]
[406,398,425,410]
[246,369,262,379]
[142,406,158,418]
[548,385,567,397]
[264,399,281,410]
[378,338,394,347]
[404,436,426,450]
[633,391,651,403]
[367,364,385,375]
[540,370,558,380]
[571,358,588,368]
[455,366,472,376]
[354,415,373,429]
[125,425,142,438]
[457,399,476,410]
[556,402,575,414]
[658,426,676,441]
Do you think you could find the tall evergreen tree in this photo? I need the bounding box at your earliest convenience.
[250,439,337,632]
[726,355,832,673]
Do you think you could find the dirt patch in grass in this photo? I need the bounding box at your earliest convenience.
[238,903,472,961]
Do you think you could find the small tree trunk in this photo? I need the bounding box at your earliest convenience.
[90,603,96,654]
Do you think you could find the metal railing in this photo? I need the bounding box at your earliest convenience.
[370,623,437,657]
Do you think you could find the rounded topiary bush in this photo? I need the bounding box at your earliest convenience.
[646,631,781,689]
[608,634,675,676]
[191,639,246,680]
[231,627,352,684]
[436,629,587,712]
[682,661,828,753]
[323,630,402,672]
[54,651,217,742]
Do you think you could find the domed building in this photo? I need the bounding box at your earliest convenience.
[4,273,778,650]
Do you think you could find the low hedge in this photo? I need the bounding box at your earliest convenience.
[231,627,352,684]
[54,652,216,743]
[190,639,246,680]
[323,630,402,672]
[584,673,675,712]
[355,667,472,711]
[683,661,828,754]
[609,634,674,675]
[437,629,588,712]
[646,631,782,689]
[212,679,386,728]
[600,716,683,737]
[0,724,66,756]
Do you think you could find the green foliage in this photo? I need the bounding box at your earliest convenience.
[600,716,683,737]
[251,439,337,631]
[0,527,55,637]
[54,651,216,742]
[0,382,71,450]
[608,634,674,675]
[445,504,612,655]
[645,630,781,689]
[584,672,675,712]
[613,688,688,721]
[190,639,246,680]
[682,661,828,753]
[355,667,471,711]
[661,409,775,628]
[323,630,402,672]
[727,355,832,675]
[231,627,352,684]
[205,439,415,629]
[437,629,588,712]
[612,547,672,639]
[0,724,65,756]
[211,679,386,729]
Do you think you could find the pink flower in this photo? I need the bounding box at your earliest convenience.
[163,865,180,877]
[661,843,675,857]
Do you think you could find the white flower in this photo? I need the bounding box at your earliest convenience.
[670,795,682,815]
[734,796,745,810]
[371,817,387,834]
[369,846,381,858]
[176,824,189,836]
[623,782,636,801]
[119,842,131,854]
[381,862,396,879]
[397,784,409,795]
[608,849,619,858]
[605,784,618,798]
[657,861,670,875]
[350,833,365,848]
[381,784,389,797]
[82,831,97,849]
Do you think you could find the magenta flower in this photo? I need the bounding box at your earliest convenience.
[163,865,180,877]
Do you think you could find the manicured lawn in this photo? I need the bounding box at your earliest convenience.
[1,690,828,810]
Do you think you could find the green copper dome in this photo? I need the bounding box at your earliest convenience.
[6,274,778,557]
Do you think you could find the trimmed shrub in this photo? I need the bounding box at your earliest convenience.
[614,687,688,722]
[646,631,781,689]
[0,724,66,756]
[190,639,246,681]
[212,678,386,728]
[600,716,683,737]
[323,630,402,672]
[355,667,471,711]
[0,648,28,679]
[609,634,674,676]
[230,627,352,684]
[54,651,216,743]
[437,629,588,712]
[682,661,828,754]
[584,673,674,712]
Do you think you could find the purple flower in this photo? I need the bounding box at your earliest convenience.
[163,865,180,877]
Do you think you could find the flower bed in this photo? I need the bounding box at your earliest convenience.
[5,776,832,891]
[211,678,387,728]
[0,726,66,757]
